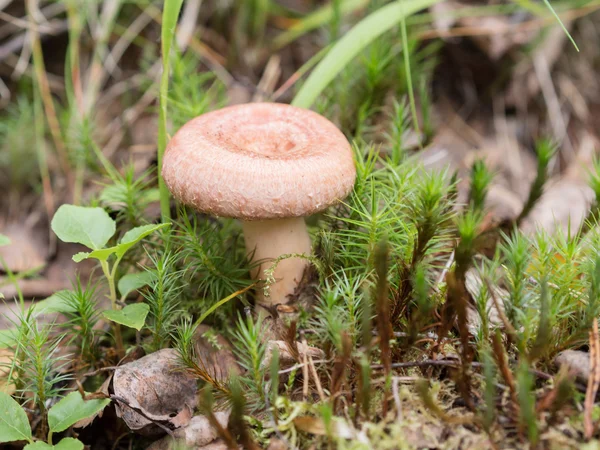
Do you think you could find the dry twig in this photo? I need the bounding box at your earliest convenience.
[584,318,600,440]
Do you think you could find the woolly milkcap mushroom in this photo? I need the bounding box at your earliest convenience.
[162,102,355,307]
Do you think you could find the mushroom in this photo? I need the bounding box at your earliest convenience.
[162,103,355,309]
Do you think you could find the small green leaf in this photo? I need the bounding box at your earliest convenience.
[24,438,84,450]
[115,223,170,258]
[48,392,110,433]
[54,438,84,450]
[118,272,156,298]
[72,247,116,263]
[51,205,115,250]
[72,252,91,263]
[0,234,10,247]
[103,303,149,330]
[24,442,51,449]
[0,391,32,444]
[72,224,170,263]
[31,291,76,316]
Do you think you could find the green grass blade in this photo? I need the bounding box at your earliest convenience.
[542,0,579,52]
[158,0,184,222]
[273,0,368,50]
[399,2,421,141]
[193,282,257,328]
[292,0,441,109]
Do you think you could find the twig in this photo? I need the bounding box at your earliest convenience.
[491,333,519,417]
[371,359,464,370]
[435,250,454,289]
[483,276,518,339]
[392,377,402,423]
[82,366,118,378]
[301,333,309,401]
[585,318,600,440]
[307,354,326,402]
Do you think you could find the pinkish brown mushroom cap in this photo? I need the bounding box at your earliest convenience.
[162,103,356,220]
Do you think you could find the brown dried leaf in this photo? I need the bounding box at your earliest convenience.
[293,416,353,439]
[506,24,572,106]
[555,350,591,383]
[0,348,15,394]
[197,440,232,450]
[520,179,593,237]
[0,222,46,273]
[146,412,231,450]
[465,268,506,336]
[460,15,535,61]
[194,325,240,382]
[113,348,199,434]
[264,340,325,368]
[267,438,289,450]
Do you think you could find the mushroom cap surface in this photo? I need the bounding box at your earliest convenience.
[162,103,356,220]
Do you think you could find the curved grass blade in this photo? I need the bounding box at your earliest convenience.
[292,0,441,109]
[273,0,368,50]
[158,0,185,221]
[542,0,579,52]
[193,282,257,328]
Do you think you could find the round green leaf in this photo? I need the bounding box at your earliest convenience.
[118,272,157,298]
[51,205,116,250]
[103,303,150,330]
[31,291,76,316]
[24,438,84,450]
[115,223,170,258]
[48,392,110,434]
[0,392,32,444]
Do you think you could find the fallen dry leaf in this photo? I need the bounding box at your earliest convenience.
[0,348,15,394]
[146,412,230,450]
[465,267,506,336]
[264,340,325,368]
[520,179,593,237]
[555,350,591,383]
[0,221,47,273]
[113,348,199,434]
[461,14,535,61]
[506,24,572,107]
[194,325,240,382]
[266,437,289,450]
[293,416,368,443]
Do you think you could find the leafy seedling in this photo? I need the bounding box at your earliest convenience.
[0,391,109,448]
[51,204,169,350]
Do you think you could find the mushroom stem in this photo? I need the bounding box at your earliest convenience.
[242,217,312,307]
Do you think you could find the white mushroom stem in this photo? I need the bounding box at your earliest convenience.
[242,217,312,307]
